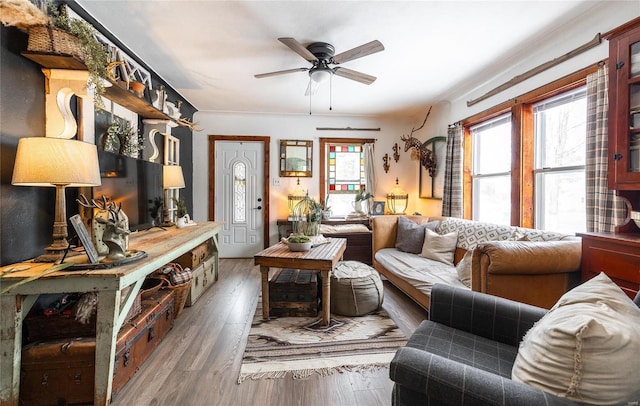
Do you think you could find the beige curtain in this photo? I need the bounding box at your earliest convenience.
[363,143,376,196]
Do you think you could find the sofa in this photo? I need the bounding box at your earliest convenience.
[390,278,640,405]
[371,215,582,309]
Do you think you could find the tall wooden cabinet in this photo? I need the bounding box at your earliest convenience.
[606,17,640,217]
[579,18,640,297]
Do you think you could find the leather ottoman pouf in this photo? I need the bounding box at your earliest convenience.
[330,261,383,316]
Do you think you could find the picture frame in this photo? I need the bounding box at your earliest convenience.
[69,214,100,263]
[372,201,386,215]
[419,136,447,199]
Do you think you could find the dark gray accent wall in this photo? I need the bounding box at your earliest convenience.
[0,21,196,266]
[0,25,58,264]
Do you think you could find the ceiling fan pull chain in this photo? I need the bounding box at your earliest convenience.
[329,74,333,111]
[309,77,312,115]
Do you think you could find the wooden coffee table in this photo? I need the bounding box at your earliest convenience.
[254,238,347,325]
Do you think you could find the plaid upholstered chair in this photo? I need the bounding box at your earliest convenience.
[389,283,640,405]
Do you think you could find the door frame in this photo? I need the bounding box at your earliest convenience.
[208,135,270,249]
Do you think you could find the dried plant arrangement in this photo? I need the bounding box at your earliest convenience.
[1,0,108,105]
[0,0,48,29]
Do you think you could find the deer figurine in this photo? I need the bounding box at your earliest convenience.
[78,195,130,261]
[400,106,437,177]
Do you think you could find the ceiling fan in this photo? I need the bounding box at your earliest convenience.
[255,38,384,95]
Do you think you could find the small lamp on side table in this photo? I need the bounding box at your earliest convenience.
[386,177,408,215]
[12,137,101,262]
[287,177,306,220]
[162,164,185,225]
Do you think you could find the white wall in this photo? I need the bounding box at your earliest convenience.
[192,109,452,244]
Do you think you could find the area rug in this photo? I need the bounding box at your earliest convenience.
[237,299,407,383]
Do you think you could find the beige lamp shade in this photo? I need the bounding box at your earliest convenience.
[12,137,101,187]
[163,165,185,189]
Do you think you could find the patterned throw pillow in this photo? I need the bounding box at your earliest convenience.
[395,216,439,254]
[512,272,640,404]
[420,228,457,266]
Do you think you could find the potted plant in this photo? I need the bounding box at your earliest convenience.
[292,193,323,236]
[354,187,372,214]
[173,197,187,218]
[1,1,109,105]
[320,195,332,220]
[286,234,312,252]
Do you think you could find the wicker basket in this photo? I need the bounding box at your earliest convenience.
[27,25,85,61]
[159,263,192,319]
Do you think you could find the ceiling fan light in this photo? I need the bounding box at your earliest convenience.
[311,69,331,83]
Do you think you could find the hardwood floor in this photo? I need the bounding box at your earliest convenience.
[111,258,428,406]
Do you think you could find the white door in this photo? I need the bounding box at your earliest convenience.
[215,141,264,257]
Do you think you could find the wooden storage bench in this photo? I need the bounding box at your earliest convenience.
[269,268,319,317]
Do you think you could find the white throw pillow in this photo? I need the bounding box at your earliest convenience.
[511,272,640,404]
[455,250,472,288]
[420,228,457,266]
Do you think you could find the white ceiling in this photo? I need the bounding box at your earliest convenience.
[76,0,604,117]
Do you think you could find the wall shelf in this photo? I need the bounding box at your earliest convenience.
[21,51,175,122]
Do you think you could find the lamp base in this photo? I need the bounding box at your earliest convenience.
[33,250,67,263]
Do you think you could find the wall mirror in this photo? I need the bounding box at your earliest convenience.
[280,139,312,177]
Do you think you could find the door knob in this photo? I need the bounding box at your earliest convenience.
[254,206,262,210]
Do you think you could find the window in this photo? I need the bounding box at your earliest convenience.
[462,66,595,233]
[320,138,374,216]
[533,87,587,233]
[471,114,512,224]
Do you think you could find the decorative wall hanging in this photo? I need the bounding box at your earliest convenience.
[392,143,400,162]
[280,139,312,177]
[382,153,390,173]
[419,136,446,199]
[401,106,436,177]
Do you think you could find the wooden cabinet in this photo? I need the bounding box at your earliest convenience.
[606,17,640,191]
[578,232,640,299]
[277,218,373,265]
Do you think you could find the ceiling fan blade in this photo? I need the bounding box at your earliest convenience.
[333,67,376,85]
[278,37,317,62]
[254,67,309,78]
[332,40,384,64]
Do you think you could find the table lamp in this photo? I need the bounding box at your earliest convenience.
[386,177,408,215]
[12,137,101,262]
[163,164,185,225]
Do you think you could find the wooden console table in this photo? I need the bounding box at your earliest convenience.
[0,222,223,406]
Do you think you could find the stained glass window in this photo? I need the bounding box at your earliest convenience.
[327,144,365,192]
[233,161,246,223]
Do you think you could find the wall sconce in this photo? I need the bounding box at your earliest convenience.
[383,153,390,173]
[288,178,306,218]
[163,164,185,225]
[386,177,408,215]
[393,143,400,162]
[12,137,101,262]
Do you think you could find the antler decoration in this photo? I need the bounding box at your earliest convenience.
[400,106,437,177]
